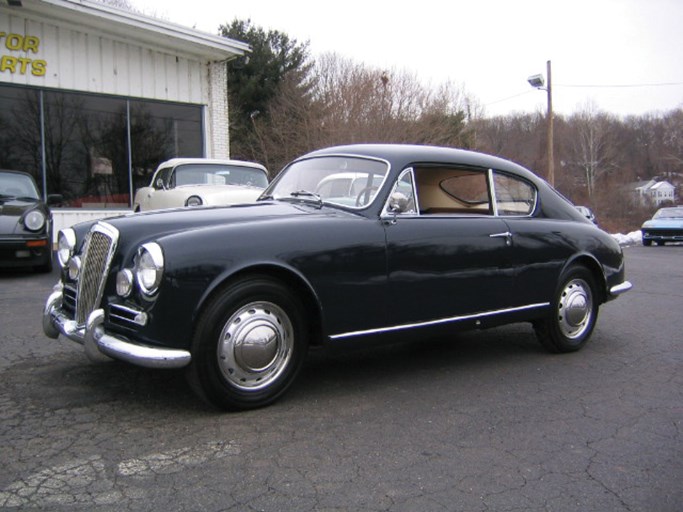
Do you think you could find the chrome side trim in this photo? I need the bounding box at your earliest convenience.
[609,281,632,297]
[330,302,550,341]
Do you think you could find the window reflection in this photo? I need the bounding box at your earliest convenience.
[0,87,43,193]
[43,91,129,207]
[0,84,204,208]
[130,100,203,195]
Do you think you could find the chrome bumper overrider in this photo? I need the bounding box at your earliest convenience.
[43,287,191,369]
[608,280,633,299]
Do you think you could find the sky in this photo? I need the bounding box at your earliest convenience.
[134,0,683,118]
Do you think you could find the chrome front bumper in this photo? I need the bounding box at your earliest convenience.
[43,287,191,369]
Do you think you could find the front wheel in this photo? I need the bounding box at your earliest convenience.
[187,276,309,410]
[535,265,599,353]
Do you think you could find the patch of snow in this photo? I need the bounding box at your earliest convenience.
[611,230,642,246]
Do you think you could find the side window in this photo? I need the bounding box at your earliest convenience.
[493,172,536,216]
[385,169,417,214]
[153,168,171,189]
[414,167,491,215]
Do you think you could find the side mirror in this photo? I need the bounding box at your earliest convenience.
[388,192,410,214]
[155,178,166,190]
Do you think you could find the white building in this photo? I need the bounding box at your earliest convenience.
[633,179,676,206]
[0,0,249,234]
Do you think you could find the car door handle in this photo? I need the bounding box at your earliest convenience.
[489,231,513,246]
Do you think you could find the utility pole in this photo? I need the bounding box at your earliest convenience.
[546,60,554,187]
[528,60,555,187]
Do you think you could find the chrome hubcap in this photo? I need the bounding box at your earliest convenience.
[218,301,293,391]
[557,278,593,339]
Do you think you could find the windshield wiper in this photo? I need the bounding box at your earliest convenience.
[290,190,323,208]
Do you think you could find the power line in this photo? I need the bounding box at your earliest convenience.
[556,82,683,89]
[485,81,683,108]
[485,90,534,106]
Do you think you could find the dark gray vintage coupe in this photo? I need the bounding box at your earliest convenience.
[43,144,632,410]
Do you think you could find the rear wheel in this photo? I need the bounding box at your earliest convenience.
[187,276,309,410]
[642,239,652,246]
[535,265,599,353]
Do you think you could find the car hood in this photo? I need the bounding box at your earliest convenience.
[642,218,683,229]
[90,200,343,251]
[184,185,264,207]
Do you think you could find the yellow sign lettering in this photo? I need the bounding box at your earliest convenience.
[0,32,41,52]
[1,55,17,73]
[24,36,40,53]
[0,55,48,76]
[17,57,31,74]
[5,33,22,51]
[31,59,46,77]
[0,32,46,76]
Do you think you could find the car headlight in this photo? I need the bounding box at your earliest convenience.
[116,269,134,298]
[68,256,81,281]
[57,229,76,268]
[135,243,164,296]
[185,195,203,207]
[24,210,46,231]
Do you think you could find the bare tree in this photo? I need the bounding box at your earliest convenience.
[566,101,618,199]
[251,53,477,173]
[310,53,474,146]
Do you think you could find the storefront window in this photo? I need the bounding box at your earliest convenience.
[43,91,129,208]
[0,87,43,194]
[0,84,204,208]
[130,99,203,194]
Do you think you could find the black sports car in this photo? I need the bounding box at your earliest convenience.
[1,170,59,273]
[43,144,632,410]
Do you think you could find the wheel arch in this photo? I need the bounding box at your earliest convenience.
[193,263,326,347]
[562,253,608,304]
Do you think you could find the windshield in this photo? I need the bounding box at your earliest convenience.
[0,172,40,200]
[173,164,268,188]
[654,207,683,219]
[265,156,389,208]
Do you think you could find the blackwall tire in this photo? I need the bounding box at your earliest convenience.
[187,276,309,411]
[535,265,599,353]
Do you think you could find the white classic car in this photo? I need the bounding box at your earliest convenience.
[133,158,268,211]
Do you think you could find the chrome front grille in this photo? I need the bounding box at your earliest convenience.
[75,223,119,325]
[645,229,683,238]
[63,284,77,317]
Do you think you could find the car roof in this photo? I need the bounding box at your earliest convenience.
[300,144,541,183]
[657,206,683,215]
[0,169,34,177]
[158,158,267,172]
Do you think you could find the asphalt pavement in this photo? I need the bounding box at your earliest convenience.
[0,245,681,512]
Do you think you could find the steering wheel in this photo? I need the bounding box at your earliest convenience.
[355,186,379,207]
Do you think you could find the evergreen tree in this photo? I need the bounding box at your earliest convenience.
[219,19,312,166]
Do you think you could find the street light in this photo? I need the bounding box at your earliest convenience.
[528,60,554,187]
